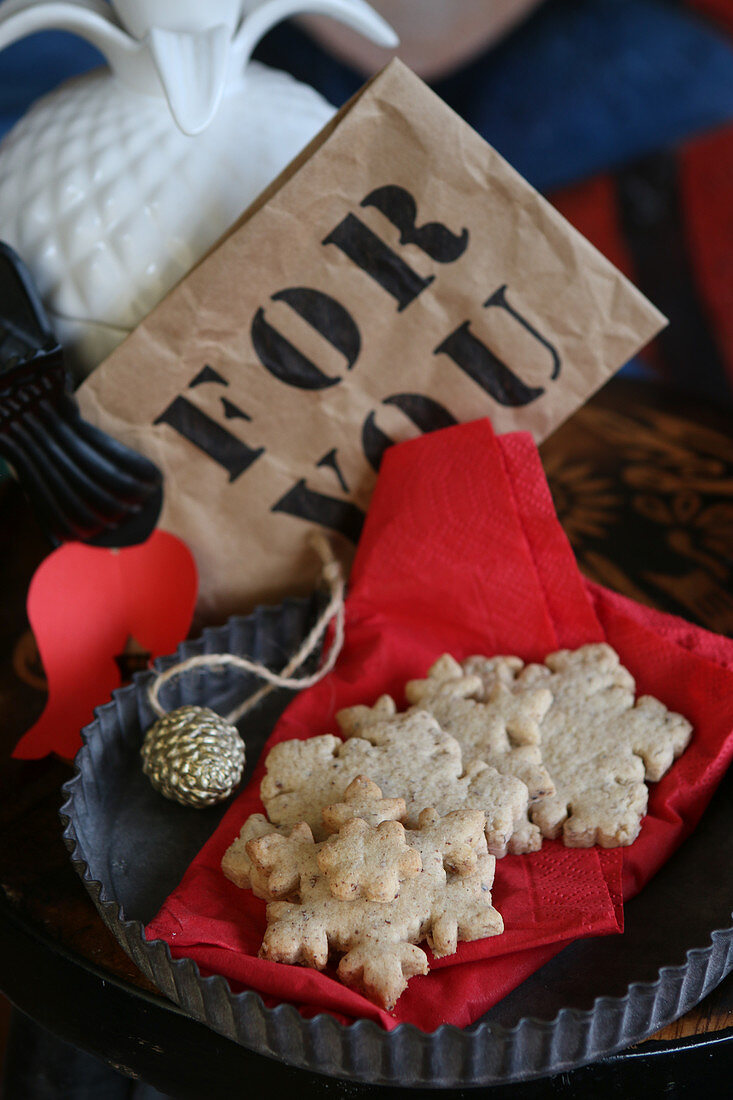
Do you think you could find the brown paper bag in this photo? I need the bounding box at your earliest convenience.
[78,60,665,623]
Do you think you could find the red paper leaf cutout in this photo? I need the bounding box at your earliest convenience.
[13,531,198,761]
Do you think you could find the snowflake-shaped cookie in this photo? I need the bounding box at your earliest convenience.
[318,817,422,902]
[260,709,533,857]
[322,774,407,833]
[222,778,503,1009]
[462,644,693,847]
[335,660,554,853]
[401,653,554,799]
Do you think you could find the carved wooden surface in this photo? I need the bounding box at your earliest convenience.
[541,378,733,1042]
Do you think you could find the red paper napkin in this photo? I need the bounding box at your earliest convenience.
[146,420,733,1032]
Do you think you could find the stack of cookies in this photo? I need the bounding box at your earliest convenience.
[222,643,692,1009]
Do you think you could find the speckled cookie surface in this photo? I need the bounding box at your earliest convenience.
[261,709,532,857]
[462,644,693,847]
[222,778,503,1010]
[336,660,554,855]
[403,654,554,799]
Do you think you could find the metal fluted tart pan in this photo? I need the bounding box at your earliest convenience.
[59,595,733,1088]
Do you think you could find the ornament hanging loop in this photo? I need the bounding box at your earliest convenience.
[141,533,346,807]
[146,532,346,724]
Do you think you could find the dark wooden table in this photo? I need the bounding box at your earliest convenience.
[0,376,732,1097]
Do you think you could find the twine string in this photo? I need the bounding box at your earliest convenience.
[147,533,345,724]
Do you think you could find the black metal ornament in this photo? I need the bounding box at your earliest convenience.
[0,241,162,547]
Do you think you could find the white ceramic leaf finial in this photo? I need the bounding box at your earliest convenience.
[0,2,136,79]
[0,1,398,135]
[110,0,243,133]
[109,1,245,38]
[131,0,399,134]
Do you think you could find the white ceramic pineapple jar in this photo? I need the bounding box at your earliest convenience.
[0,0,397,379]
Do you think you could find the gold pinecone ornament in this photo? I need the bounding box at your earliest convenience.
[141,706,245,808]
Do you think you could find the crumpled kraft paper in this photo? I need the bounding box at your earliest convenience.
[78,60,665,623]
